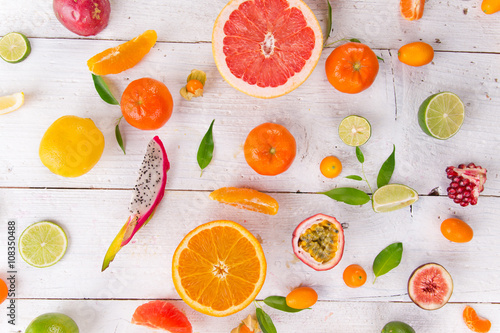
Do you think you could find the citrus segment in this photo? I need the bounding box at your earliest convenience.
[418,92,464,140]
[132,301,193,333]
[209,187,279,215]
[338,115,371,146]
[372,184,418,213]
[212,0,323,98]
[0,32,31,63]
[19,222,68,268]
[0,92,24,115]
[400,0,425,21]
[172,220,266,317]
[87,30,157,75]
[463,305,491,332]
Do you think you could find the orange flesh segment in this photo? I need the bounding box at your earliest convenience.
[209,187,279,215]
[400,0,425,20]
[463,306,491,332]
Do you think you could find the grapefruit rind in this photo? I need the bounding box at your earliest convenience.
[172,220,266,317]
[212,0,323,99]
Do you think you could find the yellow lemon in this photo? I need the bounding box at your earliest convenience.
[39,115,105,177]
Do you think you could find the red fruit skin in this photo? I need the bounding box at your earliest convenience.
[53,0,110,36]
[132,301,193,333]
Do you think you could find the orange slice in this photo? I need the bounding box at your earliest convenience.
[172,220,266,317]
[87,30,157,75]
[463,306,491,332]
[209,187,279,215]
[400,0,425,21]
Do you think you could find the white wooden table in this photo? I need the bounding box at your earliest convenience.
[1,0,499,332]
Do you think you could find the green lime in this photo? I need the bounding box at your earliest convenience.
[418,91,464,140]
[0,32,31,63]
[381,321,415,333]
[338,115,371,146]
[19,221,68,268]
[372,184,418,213]
[26,313,79,333]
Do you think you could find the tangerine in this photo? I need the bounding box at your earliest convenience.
[463,305,491,332]
[320,156,342,178]
[121,78,173,130]
[243,123,296,176]
[325,42,379,94]
[343,264,367,288]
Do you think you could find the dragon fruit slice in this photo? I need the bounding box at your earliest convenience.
[102,136,169,271]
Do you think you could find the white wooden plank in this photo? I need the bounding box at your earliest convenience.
[0,0,499,52]
[1,299,498,332]
[1,189,498,303]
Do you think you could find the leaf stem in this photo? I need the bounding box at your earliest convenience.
[360,162,373,195]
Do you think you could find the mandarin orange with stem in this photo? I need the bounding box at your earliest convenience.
[343,264,367,288]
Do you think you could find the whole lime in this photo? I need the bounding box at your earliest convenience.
[25,313,79,333]
[381,321,415,333]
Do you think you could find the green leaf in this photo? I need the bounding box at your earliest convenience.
[377,55,385,62]
[92,74,119,105]
[321,187,370,205]
[256,308,277,333]
[346,175,363,181]
[197,119,215,175]
[356,146,364,163]
[263,296,304,313]
[377,145,395,188]
[349,38,361,43]
[115,122,125,155]
[325,0,333,43]
[373,242,403,283]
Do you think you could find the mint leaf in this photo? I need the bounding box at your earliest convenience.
[92,74,119,105]
[321,187,370,205]
[377,145,395,188]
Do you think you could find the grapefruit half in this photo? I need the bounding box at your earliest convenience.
[212,0,323,99]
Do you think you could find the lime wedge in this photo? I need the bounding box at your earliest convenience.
[0,32,31,63]
[19,221,68,268]
[372,184,419,213]
[338,115,371,146]
[418,92,464,140]
[0,92,24,115]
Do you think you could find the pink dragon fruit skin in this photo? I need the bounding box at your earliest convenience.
[102,136,169,271]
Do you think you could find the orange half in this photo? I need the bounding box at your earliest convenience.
[209,187,279,215]
[172,220,266,317]
[87,30,157,75]
[463,306,491,333]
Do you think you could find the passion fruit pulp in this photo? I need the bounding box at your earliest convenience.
[292,213,344,271]
[408,263,453,310]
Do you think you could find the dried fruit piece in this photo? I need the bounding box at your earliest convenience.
[446,163,487,207]
[180,69,206,100]
[286,286,318,309]
[292,213,344,271]
[463,305,491,332]
[408,263,453,310]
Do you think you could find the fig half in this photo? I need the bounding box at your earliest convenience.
[408,263,453,310]
[292,213,344,271]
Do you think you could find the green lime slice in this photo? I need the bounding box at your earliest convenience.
[418,91,464,140]
[338,115,371,146]
[372,184,419,213]
[19,221,68,268]
[0,32,31,63]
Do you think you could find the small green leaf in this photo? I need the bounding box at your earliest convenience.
[325,0,333,44]
[373,242,403,283]
[356,146,364,163]
[321,187,370,205]
[263,296,304,313]
[256,308,277,333]
[377,145,395,188]
[115,122,125,155]
[349,38,361,43]
[92,74,119,105]
[377,55,385,62]
[197,119,215,175]
[346,175,363,181]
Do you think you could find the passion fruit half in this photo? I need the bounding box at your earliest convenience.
[292,213,344,271]
[408,263,453,310]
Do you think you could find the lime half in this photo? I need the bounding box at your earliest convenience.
[26,313,79,333]
[372,184,418,213]
[338,115,371,146]
[0,92,24,115]
[0,32,31,63]
[418,92,464,140]
[19,221,68,268]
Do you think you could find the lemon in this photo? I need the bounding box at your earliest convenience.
[39,115,105,177]
[372,184,419,213]
[0,92,24,115]
[338,115,372,146]
[25,313,79,333]
[418,91,464,140]
[19,221,68,268]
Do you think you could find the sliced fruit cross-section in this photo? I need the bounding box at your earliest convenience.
[338,115,371,147]
[209,187,279,215]
[418,91,465,140]
[0,32,31,63]
[372,184,419,213]
[172,220,266,317]
[132,301,193,333]
[212,0,323,98]
[0,92,24,115]
[19,221,68,268]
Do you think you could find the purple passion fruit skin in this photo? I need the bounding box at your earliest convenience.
[292,213,345,271]
[408,263,453,310]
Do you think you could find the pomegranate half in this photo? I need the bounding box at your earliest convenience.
[292,213,344,271]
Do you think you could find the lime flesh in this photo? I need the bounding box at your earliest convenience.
[26,313,79,333]
[418,92,464,140]
[19,221,68,268]
[372,184,418,213]
[338,115,371,146]
[0,32,31,63]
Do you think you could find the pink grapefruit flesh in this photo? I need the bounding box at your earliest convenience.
[132,301,193,333]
